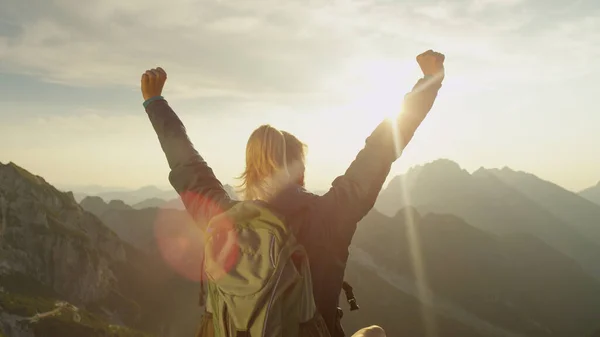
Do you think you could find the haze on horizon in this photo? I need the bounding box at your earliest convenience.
[1,0,599,193]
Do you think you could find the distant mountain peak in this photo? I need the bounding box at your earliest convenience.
[393,206,421,221]
[420,158,467,175]
[107,199,132,210]
[136,185,164,192]
[80,196,134,216]
[411,158,470,184]
[429,158,461,167]
[389,159,466,186]
[472,166,489,176]
[407,158,463,173]
[481,166,548,185]
[223,184,240,200]
[81,195,105,203]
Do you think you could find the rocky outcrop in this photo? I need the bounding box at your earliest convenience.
[0,162,157,336]
[0,162,126,305]
[0,161,205,337]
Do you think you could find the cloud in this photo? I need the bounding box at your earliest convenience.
[1,0,598,103]
[1,0,361,99]
[0,109,147,150]
[468,0,526,13]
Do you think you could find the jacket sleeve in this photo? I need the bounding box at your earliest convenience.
[317,76,443,246]
[145,98,234,228]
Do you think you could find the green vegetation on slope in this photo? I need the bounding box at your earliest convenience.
[8,162,44,186]
[0,272,59,298]
[0,291,154,337]
[0,291,58,317]
[0,272,153,337]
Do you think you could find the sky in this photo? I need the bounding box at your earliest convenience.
[0,0,599,193]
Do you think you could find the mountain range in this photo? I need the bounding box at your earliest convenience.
[580,181,600,207]
[2,159,600,337]
[69,185,178,205]
[74,184,240,212]
[69,184,237,207]
[375,159,600,279]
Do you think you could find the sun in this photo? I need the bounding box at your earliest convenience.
[251,57,426,188]
[335,58,420,122]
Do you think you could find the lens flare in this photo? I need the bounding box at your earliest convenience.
[153,192,214,282]
[204,215,240,281]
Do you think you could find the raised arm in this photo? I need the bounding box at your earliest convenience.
[141,67,234,228]
[318,50,446,245]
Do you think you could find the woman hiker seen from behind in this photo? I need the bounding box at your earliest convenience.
[140,50,446,337]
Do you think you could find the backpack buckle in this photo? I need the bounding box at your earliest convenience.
[342,281,359,311]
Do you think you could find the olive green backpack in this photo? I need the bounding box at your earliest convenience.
[200,201,321,337]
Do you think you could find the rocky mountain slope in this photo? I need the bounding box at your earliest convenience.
[0,162,201,337]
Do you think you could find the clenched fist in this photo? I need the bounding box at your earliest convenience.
[141,67,167,101]
[417,50,445,81]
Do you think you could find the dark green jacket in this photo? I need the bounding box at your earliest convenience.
[145,76,442,337]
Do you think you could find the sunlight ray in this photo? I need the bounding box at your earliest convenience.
[389,72,445,337]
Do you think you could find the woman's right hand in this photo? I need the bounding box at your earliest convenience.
[141,67,167,101]
[417,50,445,81]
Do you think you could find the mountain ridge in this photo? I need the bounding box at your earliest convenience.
[375,158,600,279]
[580,181,600,206]
[487,166,600,244]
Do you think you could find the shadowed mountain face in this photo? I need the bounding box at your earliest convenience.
[351,208,600,337]
[375,159,600,278]
[580,181,600,207]
[342,259,489,337]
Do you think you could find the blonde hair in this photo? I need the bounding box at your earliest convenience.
[237,124,307,201]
